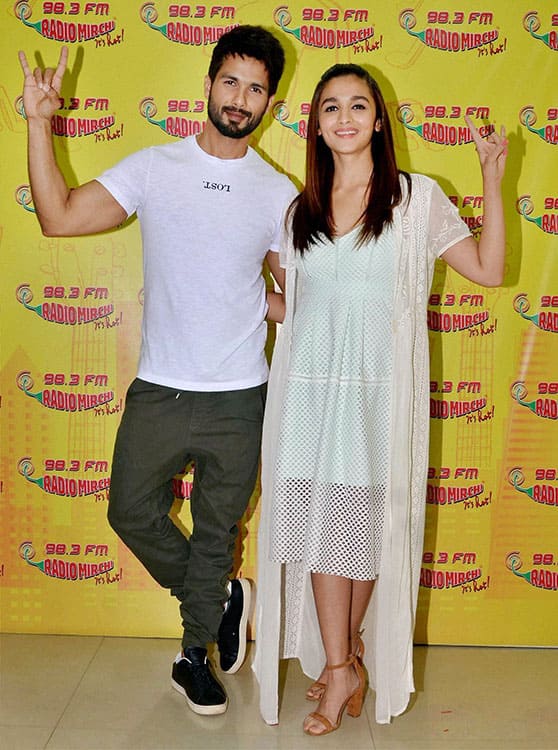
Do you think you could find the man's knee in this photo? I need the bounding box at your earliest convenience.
[106,484,141,535]
[107,493,176,540]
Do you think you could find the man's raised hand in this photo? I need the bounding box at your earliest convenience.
[18,46,68,121]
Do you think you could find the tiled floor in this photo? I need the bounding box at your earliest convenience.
[0,634,556,750]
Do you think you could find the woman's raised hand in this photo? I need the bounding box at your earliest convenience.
[465,113,508,185]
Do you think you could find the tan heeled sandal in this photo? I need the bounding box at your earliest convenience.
[305,631,365,701]
[303,655,365,736]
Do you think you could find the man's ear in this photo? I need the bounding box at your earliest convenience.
[203,75,211,99]
[264,95,275,115]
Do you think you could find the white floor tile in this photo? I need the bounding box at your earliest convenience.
[0,725,54,750]
[0,634,102,729]
[2,635,556,750]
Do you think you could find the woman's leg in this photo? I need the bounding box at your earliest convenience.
[303,572,362,734]
[350,579,375,650]
[307,578,375,699]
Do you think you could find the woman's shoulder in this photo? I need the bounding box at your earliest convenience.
[402,172,437,190]
[398,173,440,208]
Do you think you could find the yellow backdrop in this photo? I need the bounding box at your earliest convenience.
[1,0,556,646]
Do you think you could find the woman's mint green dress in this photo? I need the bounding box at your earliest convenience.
[270,226,394,580]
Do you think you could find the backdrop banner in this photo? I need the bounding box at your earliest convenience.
[1,0,556,646]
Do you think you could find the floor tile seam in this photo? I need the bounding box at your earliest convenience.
[43,635,106,749]
[361,699,379,748]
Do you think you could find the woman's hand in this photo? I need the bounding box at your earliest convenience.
[465,113,507,185]
[266,291,286,323]
[442,115,507,287]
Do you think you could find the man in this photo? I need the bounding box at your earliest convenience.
[19,25,295,716]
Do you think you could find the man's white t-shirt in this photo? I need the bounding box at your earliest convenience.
[97,135,296,391]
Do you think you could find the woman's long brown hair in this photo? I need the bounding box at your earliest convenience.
[290,64,411,253]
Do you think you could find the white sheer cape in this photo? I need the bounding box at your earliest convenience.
[252,174,471,724]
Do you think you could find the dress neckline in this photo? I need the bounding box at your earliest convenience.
[333,224,362,242]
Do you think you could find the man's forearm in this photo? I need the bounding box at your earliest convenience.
[27,116,72,236]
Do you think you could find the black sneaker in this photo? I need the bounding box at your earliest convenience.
[217,578,251,674]
[171,647,228,715]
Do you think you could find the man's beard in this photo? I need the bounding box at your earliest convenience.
[207,96,264,140]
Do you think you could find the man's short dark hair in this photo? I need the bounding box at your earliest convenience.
[208,25,285,97]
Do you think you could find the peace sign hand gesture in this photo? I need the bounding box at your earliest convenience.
[465,113,508,185]
[18,46,68,122]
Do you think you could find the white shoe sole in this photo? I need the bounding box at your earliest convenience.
[222,577,251,675]
[171,678,228,715]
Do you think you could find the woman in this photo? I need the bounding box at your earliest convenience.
[254,63,507,735]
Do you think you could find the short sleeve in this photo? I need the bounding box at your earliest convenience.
[278,212,298,270]
[95,148,153,217]
[427,180,471,259]
[268,182,298,263]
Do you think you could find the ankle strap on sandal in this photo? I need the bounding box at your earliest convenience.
[325,655,356,671]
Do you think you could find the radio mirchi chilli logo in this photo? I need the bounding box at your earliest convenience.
[19,540,120,584]
[139,96,204,139]
[13,0,122,45]
[399,8,506,55]
[513,294,558,333]
[427,466,492,511]
[273,5,381,51]
[519,106,558,146]
[506,551,558,591]
[510,381,558,421]
[16,371,117,415]
[522,10,558,51]
[14,185,34,213]
[420,550,489,594]
[139,3,237,45]
[15,283,119,327]
[429,379,494,424]
[18,457,110,501]
[272,100,309,139]
[398,103,494,147]
[508,467,558,509]
[15,93,122,142]
[516,195,558,235]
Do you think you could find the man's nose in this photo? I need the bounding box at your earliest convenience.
[232,86,248,108]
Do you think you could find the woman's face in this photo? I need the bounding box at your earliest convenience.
[316,74,381,158]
